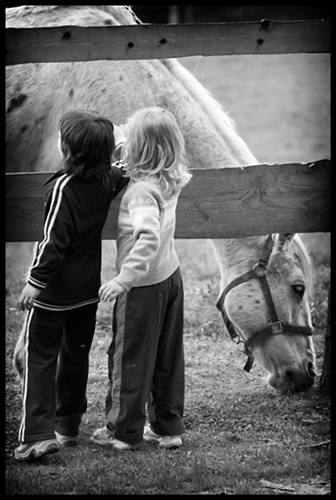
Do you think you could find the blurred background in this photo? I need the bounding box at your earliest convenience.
[132,5,331,23]
[5,5,331,22]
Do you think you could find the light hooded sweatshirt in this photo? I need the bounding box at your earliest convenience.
[112,179,180,291]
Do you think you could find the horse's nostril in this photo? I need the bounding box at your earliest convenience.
[285,370,294,382]
[307,361,316,378]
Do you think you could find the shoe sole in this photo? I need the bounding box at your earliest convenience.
[15,443,60,461]
[143,435,160,444]
[144,434,182,448]
[91,436,135,451]
[91,436,114,446]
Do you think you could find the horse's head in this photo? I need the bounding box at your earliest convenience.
[215,233,316,392]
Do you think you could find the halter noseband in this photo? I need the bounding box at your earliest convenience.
[216,234,313,372]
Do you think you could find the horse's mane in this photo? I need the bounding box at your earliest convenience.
[293,236,314,300]
[162,59,257,164]
[274,234,314,300]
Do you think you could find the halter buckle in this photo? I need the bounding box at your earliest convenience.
[269,320,283,334]
[234,338,247,353]
[253,262,267,278]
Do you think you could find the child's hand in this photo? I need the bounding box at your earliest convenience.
[99,280,125,302]
[18,284,41,311]
[113,124,127,146]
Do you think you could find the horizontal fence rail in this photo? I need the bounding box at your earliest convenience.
[6,160,330,242]
[5,19,330,65]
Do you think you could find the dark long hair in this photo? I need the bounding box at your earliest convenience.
[59,110,115,180]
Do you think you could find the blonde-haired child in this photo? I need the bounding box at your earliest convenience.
[92,107,192,451]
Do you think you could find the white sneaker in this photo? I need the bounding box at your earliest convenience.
[91,427,135,451]
[55,431,78,447]
[14,439,60,461]
[143,426,182,448]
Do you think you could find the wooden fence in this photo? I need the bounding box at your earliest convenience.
[5,161,330,242]
[6,19,330,64]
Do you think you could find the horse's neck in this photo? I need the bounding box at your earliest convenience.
[211,236,265,289]
[134,58,258,171]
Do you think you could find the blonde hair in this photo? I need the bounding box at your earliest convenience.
[122,107,192,196]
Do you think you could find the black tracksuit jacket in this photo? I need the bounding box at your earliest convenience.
[28,165,128,311]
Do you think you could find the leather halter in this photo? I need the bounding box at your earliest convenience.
[216,234,313,372]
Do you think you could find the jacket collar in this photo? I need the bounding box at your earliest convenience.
[43,169,67,186]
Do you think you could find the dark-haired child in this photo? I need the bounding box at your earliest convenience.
[15,110,128,461]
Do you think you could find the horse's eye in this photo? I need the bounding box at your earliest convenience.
[291,284,305,298]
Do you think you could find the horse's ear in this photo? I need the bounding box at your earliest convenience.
[278,233,295,248]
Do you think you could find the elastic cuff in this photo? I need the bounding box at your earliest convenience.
[28,277,46,290]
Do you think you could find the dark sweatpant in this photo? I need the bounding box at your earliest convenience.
[18,303,97,443]
[106,268,185,445]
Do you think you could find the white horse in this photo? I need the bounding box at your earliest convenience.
[6,5,316,392]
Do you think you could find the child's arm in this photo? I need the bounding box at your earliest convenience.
[17,283,41,311]
[114,124,127,148]
[99,184,161,301]
[112,124,128,162]
[27,182,74,292]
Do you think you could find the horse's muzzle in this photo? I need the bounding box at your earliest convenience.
[268,360,316,392]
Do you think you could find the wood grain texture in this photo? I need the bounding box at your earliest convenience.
[5,160,330,242]
[6,20,330,65]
